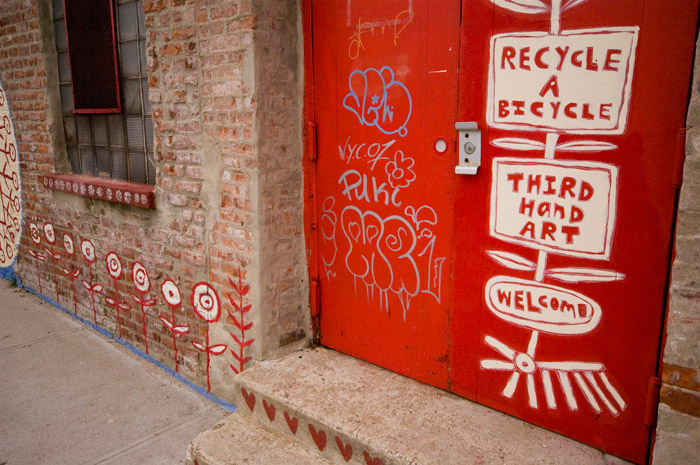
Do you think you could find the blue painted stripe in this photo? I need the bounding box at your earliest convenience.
[16,281,237,412]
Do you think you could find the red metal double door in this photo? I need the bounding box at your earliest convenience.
[309,1,699,462]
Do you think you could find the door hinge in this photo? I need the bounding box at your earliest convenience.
[644,376,662,428]
[307,120,318,162]
[672,128,687,189]
[310,278,320,317]
[310,278,320,344]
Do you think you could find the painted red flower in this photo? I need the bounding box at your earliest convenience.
[63,233,74,256]
[81,239,96,263]
[29,222,41,245]
[106,252,122,279]
[161,279,181,307]
[132,261,150,293]
[43,222,56,245]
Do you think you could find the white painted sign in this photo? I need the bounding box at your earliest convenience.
[485,276,602,335]
[490,157,618,259]
[487,27,639,134]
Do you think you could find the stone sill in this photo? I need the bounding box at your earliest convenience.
[42,174,155,209]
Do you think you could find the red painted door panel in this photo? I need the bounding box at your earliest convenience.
[310,0,698,463]
[451,1,698,463]
[311,0,460,387]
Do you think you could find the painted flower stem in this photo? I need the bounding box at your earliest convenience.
[191,281,226,393]
[171,306,179,371]
[159,279,189,373]
[113,279,123,337]
[226,270,254,374]
[61,267,80,313]
[205,326,211,392]
[137,291,150,354]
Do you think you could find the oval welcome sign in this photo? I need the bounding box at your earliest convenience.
[484,276,601,335]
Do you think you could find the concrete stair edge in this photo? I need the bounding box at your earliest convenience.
[232,376,388,465]
[186,412,336,465]
[196,347,636,465]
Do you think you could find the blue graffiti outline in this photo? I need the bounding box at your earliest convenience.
[343,66,412,137]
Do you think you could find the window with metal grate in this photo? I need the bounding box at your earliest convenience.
[53,0,155,185]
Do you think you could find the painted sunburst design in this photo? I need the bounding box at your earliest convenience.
[481,332,627,416]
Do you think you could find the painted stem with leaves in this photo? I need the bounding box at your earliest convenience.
[226,269,254,374]
[61,233,80,313]
[159,279,189,372]
[80,239,102,323]
[105,252,130,338]
[131,261,155,354]
[28,222,45,293]
[43,222,61,303]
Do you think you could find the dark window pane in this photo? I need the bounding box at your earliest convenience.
[64,0,121,112]
[144,117,153,150]
[80,147,96,176]
[137,0,146,38]
[77,117,91,145]
[118,2,138,41]
[60,84,72,113]
[142,77,150,115]
[96,148,112,178]
[92,116,109,146]
[128,150,146,184]
[123,79,141,113]
[58,52,70,83]
[54,19,67,50]
[120,41,139,77]
[52,0,64,18]
[63,116,77,144]
[126,116,143,148]
[111,149,128,180]
[67,146,80,172]
[108,115,124,147]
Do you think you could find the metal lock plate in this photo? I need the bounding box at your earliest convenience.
[455,122,481,175]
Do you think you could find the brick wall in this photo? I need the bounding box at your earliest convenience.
[653,36,700,465]
[0,0,308,400]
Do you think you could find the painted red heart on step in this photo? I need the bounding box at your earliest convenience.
[284,411,299,435]
[308,423,327,451]
[262,399,276,421]
[363,451,384,465]
[241,387,256,412]
[335,436,353,461]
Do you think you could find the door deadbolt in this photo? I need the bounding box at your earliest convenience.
[455,122,481,175]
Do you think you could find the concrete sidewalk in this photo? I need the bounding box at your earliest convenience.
[0,279,229,465]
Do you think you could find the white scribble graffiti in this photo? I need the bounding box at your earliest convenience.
[343,66,413,137]
[338,169,402,208]
[341,205,419,317]
[338,136,397,170]
[338,204,445,320]
[320,196,338,279]
[385,150,416,189]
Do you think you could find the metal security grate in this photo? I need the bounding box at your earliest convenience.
[53,0,155,185]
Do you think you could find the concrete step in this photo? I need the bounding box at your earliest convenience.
[186,412,335,465]
[196,347,634,465]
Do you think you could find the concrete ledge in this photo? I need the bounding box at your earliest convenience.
[230,348,632,465]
